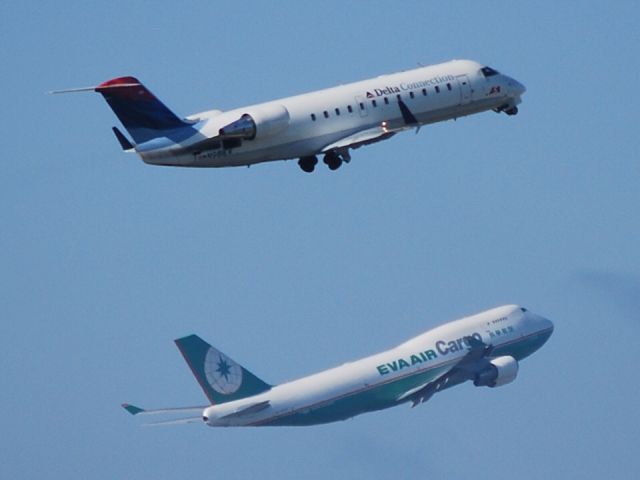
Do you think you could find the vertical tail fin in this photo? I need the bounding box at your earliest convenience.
[175,335,271,405]
[95,76,193,143]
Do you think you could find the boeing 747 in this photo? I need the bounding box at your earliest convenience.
[123,305,552,427]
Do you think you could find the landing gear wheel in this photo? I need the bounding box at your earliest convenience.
[323,152,342,171]
[298,156,318,173]
[505,106,518,116]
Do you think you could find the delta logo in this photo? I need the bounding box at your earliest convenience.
[366,86,401,98]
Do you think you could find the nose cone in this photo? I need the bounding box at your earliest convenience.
[535,314,554,346]
[508,77,526,96]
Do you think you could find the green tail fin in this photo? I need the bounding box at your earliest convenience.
[174,335,271,404]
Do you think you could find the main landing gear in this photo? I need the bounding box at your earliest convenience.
[298,155,318,173]
[298,150,351,173]
[323,151,342,170]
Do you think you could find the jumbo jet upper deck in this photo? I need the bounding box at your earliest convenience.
[53,59,525,172]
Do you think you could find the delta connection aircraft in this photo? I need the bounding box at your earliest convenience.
[123,305,553,427]
[53,60,525,172]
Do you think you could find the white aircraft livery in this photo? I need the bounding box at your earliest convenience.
[54,60,525,172]
[123,305,553,427]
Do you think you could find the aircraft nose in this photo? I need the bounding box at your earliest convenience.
[541,316,554,335]
[508,78,526,96]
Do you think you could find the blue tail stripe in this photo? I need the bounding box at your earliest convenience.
[96,77,192,143]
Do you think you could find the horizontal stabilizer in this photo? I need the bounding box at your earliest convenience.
[122,403,145,415]
[121,403,208,416]
[112,126,135,151]
[52,76,196,144]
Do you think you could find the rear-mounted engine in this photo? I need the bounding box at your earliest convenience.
[219,104,290,140]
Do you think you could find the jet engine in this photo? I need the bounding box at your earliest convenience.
[218,104,290,140]
[473,355,519,388]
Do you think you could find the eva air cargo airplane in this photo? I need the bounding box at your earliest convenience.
[54,60,525,172]
[123,305,553,427]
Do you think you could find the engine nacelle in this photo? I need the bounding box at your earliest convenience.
[218,104,290,140]
[473,355,519,388]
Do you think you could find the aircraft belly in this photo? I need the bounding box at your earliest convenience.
[415,98,504,126]
[142,96,504,169]
[188,130,370,168]
[257,364,451,426]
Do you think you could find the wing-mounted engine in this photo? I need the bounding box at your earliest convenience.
[473,355,519,388]
[218,104,290,140]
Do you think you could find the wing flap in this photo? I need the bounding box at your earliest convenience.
[321,126,396,152]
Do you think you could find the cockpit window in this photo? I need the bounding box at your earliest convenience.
[520,307,528,312]
[481,66,499,77]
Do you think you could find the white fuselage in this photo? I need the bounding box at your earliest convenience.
[202,305,552,427]
[138,59,525,168]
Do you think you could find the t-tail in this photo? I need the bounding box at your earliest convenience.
[95,76,195,144]
[51,76,196,147]
[174,335,272,405]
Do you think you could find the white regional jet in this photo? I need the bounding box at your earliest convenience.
[123,305,553,427]
[55,60,525,172]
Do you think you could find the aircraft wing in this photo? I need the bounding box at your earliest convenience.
[397,337,493,407]
[321,125,396,152]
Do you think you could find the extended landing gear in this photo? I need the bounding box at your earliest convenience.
[494,104,519,116]
[298,150,351,172]
[298,155,318,173]
[323,151,342,171]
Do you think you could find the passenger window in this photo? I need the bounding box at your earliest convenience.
[359,102,364,110]
[372,99,377,107]
[447,83,452,91]
[435,86,440,93]
[347,105,353,113]
[310,113,316,121]
[396,94,401,101]
[409,91,414,99]
[422,88,427,96]
[323,110,329,118]
[384,97,389,105]
[335,108,340,116]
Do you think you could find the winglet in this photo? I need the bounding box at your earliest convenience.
[122,403,145,416]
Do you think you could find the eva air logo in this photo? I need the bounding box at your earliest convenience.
[204,348,243,394]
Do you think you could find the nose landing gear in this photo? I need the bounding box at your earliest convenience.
[494,104,519,116]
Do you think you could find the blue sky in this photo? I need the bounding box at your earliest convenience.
[2,1,639,478]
